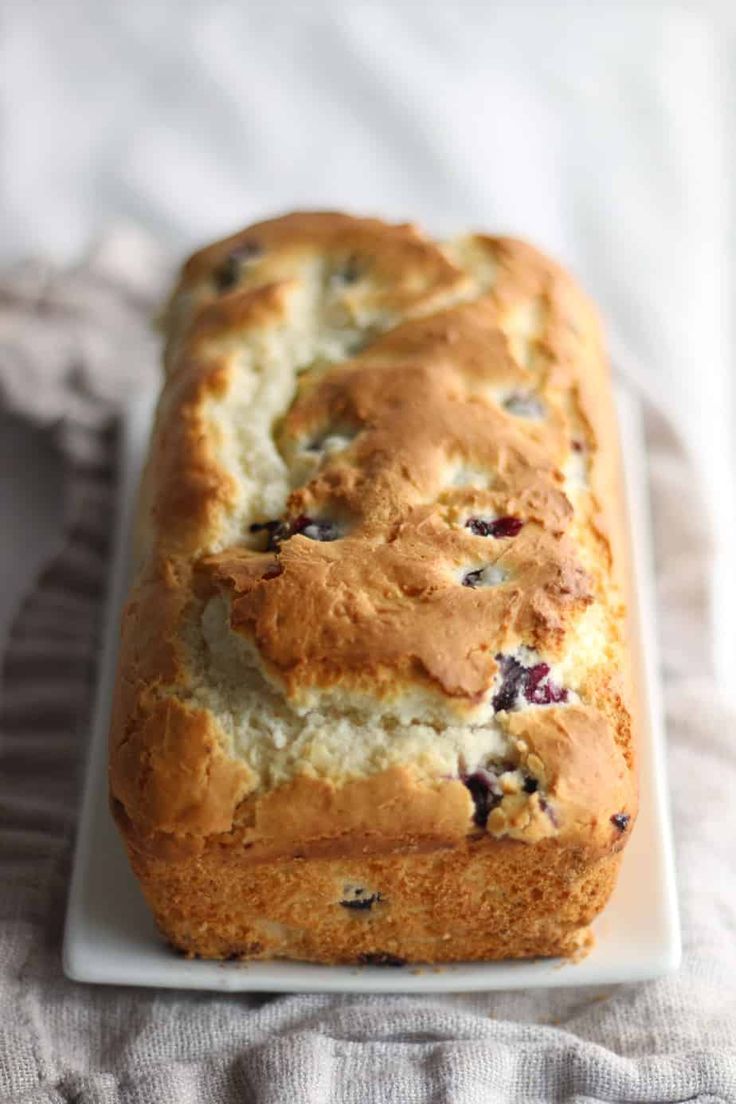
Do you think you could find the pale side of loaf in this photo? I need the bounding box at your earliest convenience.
[109,212,637,964]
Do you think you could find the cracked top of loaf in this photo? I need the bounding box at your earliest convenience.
[110,212,636,860]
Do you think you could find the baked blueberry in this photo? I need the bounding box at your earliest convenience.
[540,796,559,827]
[333,255,362,285]
[611,812,630,831]
[357,953,406,967]
[291,515,341,542]
[261,563,283,581]
[524,662,568,705]
[492,655,526,712]
[212,240,262,292]
[462,770,502,828]
[492,653,568,712]
[249,520,281,535]
[249,519,286,552]
[461,565,507,588]
[466,516,523,539]
[249,515,340,550]
[340,891,382,911]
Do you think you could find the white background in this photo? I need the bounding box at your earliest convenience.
[1,0,735,673]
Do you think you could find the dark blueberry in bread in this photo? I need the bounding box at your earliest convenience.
[224,942,263,960]
[213,240,262,292]
[291,515,341,541]
[340,891,382,911]
[333,255,362,285]
[462,770,502,828]
[492,655,526,712]
[169,942,192,958]
[524,662,550,699]
[461,564,507,588]
[611,812,630,831]
[492,654,568,712]
[213,255,240,292]
[249,515,340,550]
[539,796,559,827]
[261,563,283,581]
[525,662,568,705]
[522,775,539,794]
[249,519,284,552]
[357,953,406,967]
[466,516,523,539]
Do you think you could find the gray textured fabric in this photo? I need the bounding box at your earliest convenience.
[1,234,735,1103]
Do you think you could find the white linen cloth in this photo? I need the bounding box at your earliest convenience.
[1,2,735,1101]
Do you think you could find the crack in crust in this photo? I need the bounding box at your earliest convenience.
[201,298,598,708]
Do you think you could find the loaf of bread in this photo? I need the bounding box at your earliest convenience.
[110,211,637,964]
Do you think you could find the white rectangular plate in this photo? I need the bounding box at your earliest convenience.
[63,385,680,992]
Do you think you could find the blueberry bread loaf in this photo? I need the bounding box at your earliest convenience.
[110,212,637,964]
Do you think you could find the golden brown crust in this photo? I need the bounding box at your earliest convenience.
[180,210,466,302]
[109,211,638,963]
[116,800,622,964]
[200,297,596,706]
